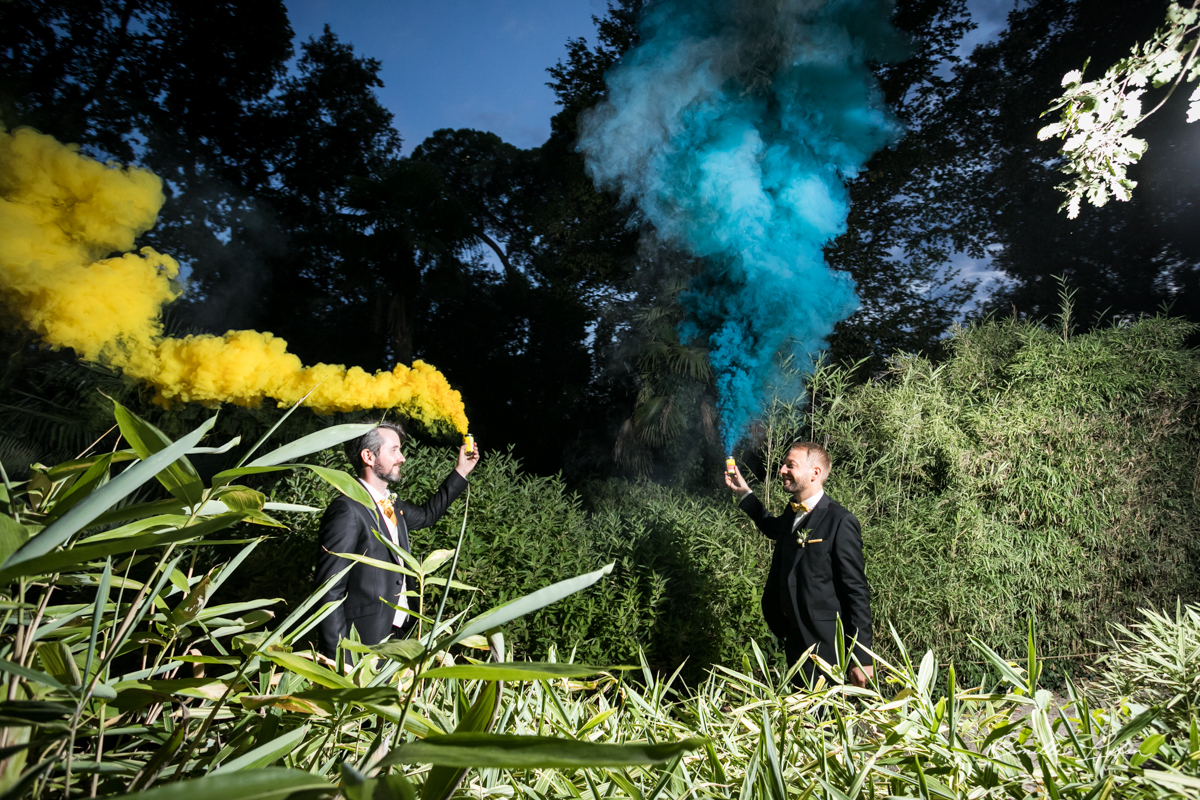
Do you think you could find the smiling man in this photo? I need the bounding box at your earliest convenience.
[725,442,873,688]
[314,421,479,659]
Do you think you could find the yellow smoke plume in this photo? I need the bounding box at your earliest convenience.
[0,125,469,433]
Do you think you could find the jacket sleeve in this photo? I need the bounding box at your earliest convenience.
[396,470,469,531]
[314,496,362,657]
[737,492,788,540]
[832,512,873,665]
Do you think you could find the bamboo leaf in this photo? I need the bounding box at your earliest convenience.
[109,767,331,800]
[0,513,247,583]
[212,725,310,774]
[420,663,628,681]
[343,764,416,800]
[112,401,206,507]
[438,563,614,651]
[3,415,217,569]
[382,734,705,768]
[245,423,378,469]
[421,680,503,800]
[257,650,355,689]
[0,515,30,565]
[306,464,374,509]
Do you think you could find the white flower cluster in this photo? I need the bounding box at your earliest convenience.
[1038,2,1200,218]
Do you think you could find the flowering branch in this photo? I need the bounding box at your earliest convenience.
[1038,1,1200,218]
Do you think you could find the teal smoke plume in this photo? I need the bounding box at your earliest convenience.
[579,0,907,450]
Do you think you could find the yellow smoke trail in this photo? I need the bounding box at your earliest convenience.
[0,125,469,433]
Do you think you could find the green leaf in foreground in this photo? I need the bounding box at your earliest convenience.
[112,766,332,800]
[381,733,706,769]
[420,662,632,681]
[3,414,217,569]
[439,562,614,650]
[245,422,378,469]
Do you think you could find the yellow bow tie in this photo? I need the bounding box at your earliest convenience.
[379,496,399,526]
[790,500,809,514]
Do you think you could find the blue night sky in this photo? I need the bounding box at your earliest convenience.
[283,0,1011,295]
[283,0,612,152]
[283,1,1009,154]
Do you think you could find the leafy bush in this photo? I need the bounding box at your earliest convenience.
[4,397,1200,800]
[0,403,686,798]
[250,309,1200,684]
[801,311,1200,673]
[252,445,776,682]
[1095,602,1200,736]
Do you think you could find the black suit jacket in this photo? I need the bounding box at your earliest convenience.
[313,471,468,657]
[740,491,873,669]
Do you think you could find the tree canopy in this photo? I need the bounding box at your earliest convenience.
[3,0,1200,483]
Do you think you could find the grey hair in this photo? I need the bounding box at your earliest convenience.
[346,421,406,471]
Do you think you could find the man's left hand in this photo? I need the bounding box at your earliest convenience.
[849,665,874,688]
[455,441,481,478]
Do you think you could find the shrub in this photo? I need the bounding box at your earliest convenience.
[250,309,1200,682]
[0,402,674,798]
[803,312,1200,673]
[253,445,777,682]
[1095,602,1200,736]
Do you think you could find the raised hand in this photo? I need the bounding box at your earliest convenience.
[724,462,751,498]
[455,441,481,477]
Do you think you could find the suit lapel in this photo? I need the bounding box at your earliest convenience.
[802,495,831,536]
[360,500,402,565]
[791,495,831,572]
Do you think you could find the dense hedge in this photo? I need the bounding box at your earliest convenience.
[243,312,1200,680]
[247,445,775,681]
[811,313,1200,670]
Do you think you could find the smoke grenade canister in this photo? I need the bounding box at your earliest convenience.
[464,434,475,455]
[725,456,736,475]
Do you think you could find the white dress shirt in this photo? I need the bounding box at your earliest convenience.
[359,479,409,627]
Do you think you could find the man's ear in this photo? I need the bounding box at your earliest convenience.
[360,447,375,466]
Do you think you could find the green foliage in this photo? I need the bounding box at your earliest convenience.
[438,617,1200,800]
[803,311,1200,674]
[0,402,686,798]
[250,310,1200,684]
[1095,602,1200,735]
[254,443,774,682]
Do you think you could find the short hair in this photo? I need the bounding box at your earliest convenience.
[787,441,831,474]
[346,421,406,471]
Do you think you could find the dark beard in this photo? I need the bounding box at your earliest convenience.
[371,462,399,485]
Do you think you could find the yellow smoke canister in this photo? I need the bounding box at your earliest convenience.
[464,434,475,455]
[725,456,736,474]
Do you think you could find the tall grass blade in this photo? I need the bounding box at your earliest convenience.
[438,563,614,651]
[382,734,705,769]
[3,415,217,569]
[111,767,331,799]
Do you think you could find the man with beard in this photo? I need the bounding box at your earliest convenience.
[726,442,873,688]
[314,421,479,659]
